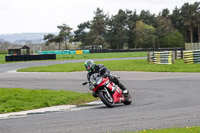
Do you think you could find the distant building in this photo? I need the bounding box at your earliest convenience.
[8,45,30,55]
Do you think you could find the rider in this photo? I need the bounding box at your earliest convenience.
[84,60,128,97]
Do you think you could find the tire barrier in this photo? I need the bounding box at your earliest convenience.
[5,54,56,62]
[147,51,175,64]
[69,51,76,54]
[76,50,83,54]
[38,50,90,55]
[183,50,200,64]
[175,50,183,59]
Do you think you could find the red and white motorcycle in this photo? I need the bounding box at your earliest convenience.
[82,73,132,108]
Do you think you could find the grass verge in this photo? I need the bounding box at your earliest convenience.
[125,126,200,133]
[18,59,200,73]
[0,52,147,64]
[0,88,96,114]
[56,52,147,60]
[0,54,6,64]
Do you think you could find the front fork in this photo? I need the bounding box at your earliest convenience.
[101,87,113,103]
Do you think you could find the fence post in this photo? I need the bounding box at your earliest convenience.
[147,52,150,62]
[175,50,177,59]
[181,50,184,59]
[172,51,175,64]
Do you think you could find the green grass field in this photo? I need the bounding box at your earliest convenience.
[0,88,96,114]
[18,59,200,73]
[0,54,6,63]
[0,51,8,54]
[126,126,200,133]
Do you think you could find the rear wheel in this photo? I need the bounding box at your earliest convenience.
[123,93,132,105]
[98,88,115,108]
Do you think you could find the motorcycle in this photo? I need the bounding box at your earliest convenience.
[82,72,132,108]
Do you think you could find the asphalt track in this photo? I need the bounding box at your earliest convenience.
[0,58,200,133]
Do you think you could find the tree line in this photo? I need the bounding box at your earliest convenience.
[44,2,200,50]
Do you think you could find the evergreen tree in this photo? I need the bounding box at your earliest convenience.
[57,24,73,49]
[193,2,200,42]
[160,8,170,18]
[43,34,61,49]
[87,8,108,47]
[180,2,199,43]
[139,10,157,27]
[44,24,72,50]
[106,9,128,49]
[171,7,182,30]
[127,10,140,48]
[73,2,199,49]
[43,34,56,45]
[74,21,90,46]
[156,9,177,48]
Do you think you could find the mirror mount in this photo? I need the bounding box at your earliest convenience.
[82,81,89,85]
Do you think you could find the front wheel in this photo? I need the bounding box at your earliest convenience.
[123,93,132,105]
[98,88,115,108]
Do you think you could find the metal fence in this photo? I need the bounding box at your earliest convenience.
[185,43,200,51]
[89,48,184,53]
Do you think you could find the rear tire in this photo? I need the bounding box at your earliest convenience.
[98,89,115,108]
[123,93,132,105]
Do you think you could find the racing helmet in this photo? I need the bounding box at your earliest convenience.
[84,60,95,72]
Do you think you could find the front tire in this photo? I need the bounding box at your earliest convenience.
[123,93,132,105]
[98,89,115,108]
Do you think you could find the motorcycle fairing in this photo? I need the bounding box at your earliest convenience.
[112,86,125,103]
[106,81,125,103]
[93,77,109,91]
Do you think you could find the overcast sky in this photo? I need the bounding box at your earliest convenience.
[0,0,198,34]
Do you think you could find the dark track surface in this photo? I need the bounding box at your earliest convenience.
[0,59,200,133]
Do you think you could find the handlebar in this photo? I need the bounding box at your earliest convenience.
[82,81,90,85]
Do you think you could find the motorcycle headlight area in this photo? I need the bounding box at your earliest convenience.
[89,85,95,90]
[96,78,103,85]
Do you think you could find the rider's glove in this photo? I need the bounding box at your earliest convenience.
[103,73,111,78]
[109,75,118,81]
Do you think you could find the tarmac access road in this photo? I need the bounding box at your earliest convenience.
[0,58,200,133]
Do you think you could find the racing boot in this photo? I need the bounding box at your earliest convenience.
[119,83,129,94]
